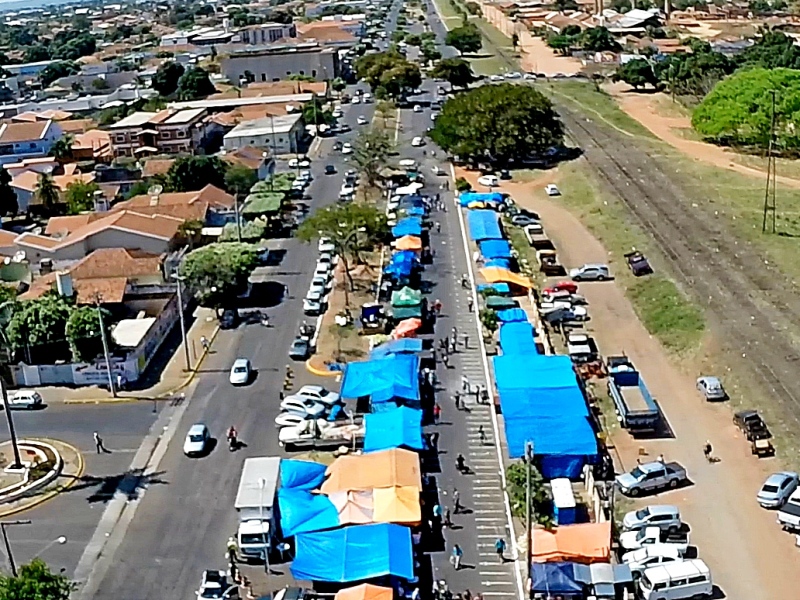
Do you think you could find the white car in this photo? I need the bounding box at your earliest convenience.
[342,143,353,154]
[280,397,328,418]
[196,569,237,599]
[477,174,499,187]
[8,390,43,409]
[318,238,336,253]
[413,104,422,112]
[622,545,683,576]
[303,298,323,315]
[183,424,210,457]
[570,264,611,281]
[292,384,341,405]
[757,472,799,508]
[308,282,327,300]
[318,252,338,266]
[352,96,362,104]
[431,112,438,121]
[357,115,368,125]
[275,412,316,428]
[523,73,537,80]
[314,263,332,279]
[505,71,521,79]
[311,274,332,291]
[489,74,504,82]
[411,136,425,147]
[545,183,560,196]
[297,169,312,182]
[288,158,311,169]
[332,109,343,118]
[363,92,373,102]
[229,358,251,385]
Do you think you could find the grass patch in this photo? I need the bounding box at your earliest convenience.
[431,0,462,23]
[730,152,800,182]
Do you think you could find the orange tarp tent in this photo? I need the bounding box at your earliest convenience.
[335,584,393,600]
[372,485,421,524]
[328,490,375,525]
[532,522,612,564]
[321,448,422,494]
[391,318,422,339]
[479,266,533,289]
[395,235,422,251]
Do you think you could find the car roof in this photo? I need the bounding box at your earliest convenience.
[188,423,207,434]
[233,358,249,368]
[582,263,608,269]
[643,559,709,582]
[639,504,679,516]
[766,472,797,484]
[700,376,721,385]
[300,385,324,394]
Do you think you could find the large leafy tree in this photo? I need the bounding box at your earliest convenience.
[39,61,79,88]
[445,24,482,55]
[49,134,75,162]
[430,83,563,166]
[351,128,392,189]
[738,30,800,70]
[152,61,185,96]
[654,48,734,98]
[296,204,388,305]
[179,243,259,311]
[692,67,800,150]
[0,558,73,600]
[354,51,421,100]
[35,173,59,215]
[224,164,258,198]
[0,167,18,216]
[176,66,216,100]
[431,58,475,89]
[7,294,74,363]
[64,180,100,215]
[302,96,334,126]
[66,305,112,362]
[579,27,620,52]
[166,156,228,192]
[613,58,659,90]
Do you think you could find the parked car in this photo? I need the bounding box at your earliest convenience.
[734,409,771,440]
[511,214,538,227]
[544,281,578,295]
[229,358,251,386]
[275,412,314,428]
[619,526,690,554]
[757,472,799,508]
[314,263,332,280]
[570,264,610,281]
[280,397,328,418]
[220,309,238,330]
[696,376,726,401]
[7,390,43,409]
[289,337,311,360]
[622,505,682,533]
[357,116,368,125]
[544,183,560,196]
[325,164,337,175]
[505,71,521,79]
[342,143,353,154]
[318,238,336,253]
[303,298,323,316]
[291,385,341,405]
[196,569,237,599]
[332,141,343,152]
[615,461,688,496]
[288,157,310,169]
[413,104,422,112]
[489,74,504,82]
[477,174,499,187]
[183,424,211,457]
[622,545,684,576]
[625,250,653,276]
[411,136,425,147]
[637,560,711,600]
[778,490,800,531]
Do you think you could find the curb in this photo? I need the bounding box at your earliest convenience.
[63,324,221,405]
[305,358,342,378]
[0,439,85,519]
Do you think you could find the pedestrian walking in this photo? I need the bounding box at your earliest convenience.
[461,375,469,392]
[478,425,486,445]
[449,338,457,354]
[443,507,452,528]
[442,354,450,368]
[431,431,440,450]
[454,391,462,410]
[467,297,474,312]
[464,590,472,600]
[433,403,442,424]
[451,544,463,570]
[480,386,489,405]
[453,488,463,513]
[227,536,238,564]
[462,333,469,349]
[452,326,458,340]
[93,431,108,454]
[456,453,466,473]
[436,222,441,233]
[495,538,507,561]
[200,336,210,351]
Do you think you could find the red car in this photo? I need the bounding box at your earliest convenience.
[543,281,578,296]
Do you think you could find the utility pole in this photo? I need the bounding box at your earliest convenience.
[0,378,22,469]
[525,441,533,588]
[762,89,777,234]
[95,297,116,397]
[172,274,190,371]
[234,193,242,243]
[0,520,31,577]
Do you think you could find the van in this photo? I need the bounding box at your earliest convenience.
[639,559,712,600]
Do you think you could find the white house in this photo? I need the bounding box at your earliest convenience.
[222,113,304,155]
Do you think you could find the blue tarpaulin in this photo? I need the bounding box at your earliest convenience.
[392,217,422,238]
[497,308,529,323]
[479,239,512,259]
[476,283,510,295]
[467,210,502,241]
[370,338,424,360]
[499,322,538,355]
[364,406,424,453]
[503,415,597,475]
[280,460,327,490]
[384,251,417,278]
[531,563,583,594]
[484,258,511,269]
[291,524,414,582]
[458,192,504,206]
[499,388,589,420]
[340,354,420,403]
[278,488,339,536]
[402,206,426,217]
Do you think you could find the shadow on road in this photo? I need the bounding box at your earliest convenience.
[62,469,168,504]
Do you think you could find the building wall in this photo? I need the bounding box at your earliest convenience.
[87,229,172,256]
[223,121,302,154]
[240,24,296,45]
[220,50,338,83]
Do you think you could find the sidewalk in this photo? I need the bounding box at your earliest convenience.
[39,307,221,405]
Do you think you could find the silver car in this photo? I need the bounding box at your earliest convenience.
[696,376,726,401]
[570,264,610,281]
[757,472,799,508]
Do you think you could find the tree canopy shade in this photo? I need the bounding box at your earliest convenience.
[224,163,258,198]
[737,30,800,70]
[179,243,259,310]
[39,61,79,87]
[66,305,112,362]
[613,58,659,90]
[430,58,475,89]
[167,156,228,192]
[7,293,74,363]
[653,43,735,98]
[692,67,800,150]
[152,61,185,96]
[354,51,421,100]
[0,558,73,600]
[35,173,59,215]
[177,66,216,100]
[445,24,482,55]
[351,128,392,188]
[64,180,100,215]
[430,83,564,165]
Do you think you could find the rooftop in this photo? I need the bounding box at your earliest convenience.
[0,120,52,143]
[224,113,303,139]
[109,108,206,129]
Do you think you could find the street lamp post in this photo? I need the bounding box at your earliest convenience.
[93,296,116,397]
[0,520,30,577]
[171,274,191,372]
[0,378,22,470]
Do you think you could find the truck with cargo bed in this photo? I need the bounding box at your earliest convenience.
[615,461,688,496]
[278,419,364,451]
[235,456,281,561]
[607,355,660,433]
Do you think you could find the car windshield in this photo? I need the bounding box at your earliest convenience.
[200,588,224,599]
[189,434,205,443]
[762,484,779,493]
[240,533,266,545]
[317,389,330,397]
[234,366,247,373]
[630,467,645,479]
[635,529,647,541]
[635,508,650,519]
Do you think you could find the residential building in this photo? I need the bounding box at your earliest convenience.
[1,59,55,77]
[219,44,339,83]
[141,158,175,179]
[108,108,209,158]
[223,113,304,154]
[72,129,113,162]
[296,21,359,46]
[239,22,297,45]
[168,92,314,113]
[0,119,64,165]
[221,146,275,181]
[11,164,98,213]
[113,184,237,225]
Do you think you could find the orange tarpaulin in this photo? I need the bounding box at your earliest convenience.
[328,490,375,525]
[335,584,394,600]
[532,522,612,564]
[395,235,422,251]
[479,266,533,289]
[373,485,421,524]
[391,318,422,339]
[321,448,422,494]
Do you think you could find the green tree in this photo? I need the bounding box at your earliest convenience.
[692,67,800,150]
[7,294,74,363]
[445,24,482,55]
[224,163,258,198]
[546,33,576,56]
[64,180,100,215]
[505,462,550,524]
[24,45,51,62]
[654,48,734,97]
[430,83,563,166]
[296,204,388,304]
[579,27,620,52]
[176,66,216,100]
[35,173,59,214]
[0,166,18,216]
[331,77,347,92]
[180,243,258,311]
[351,127,393,189]
[66,305,112,362]
[612,58,658,90]
[420,42,442,63]
[465,1,481,14]
[52,33,97,60]
[0,558,73,600]
[404,33,422,46]
[49,134,75,162]
[178,218,205,249]
[151,61,185,96]
[288,73,316,82]
[354,51,421,100]
[431,57,475,89]
[39,61,79,87]
[375,100,396,129]
[302,96,334,126]
[738,30,800,69]
[167,156,228,192]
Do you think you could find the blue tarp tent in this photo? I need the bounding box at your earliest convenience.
[291,524,414,582]
[370,338,423,360]
[531,563,583,594]
[392,217,422,238]
[278,488,339,536]
[477,283,510,295]
[503,414,597,476]
[458,192,504,206]
[497,308,528,323]
[499,388,589,421]
[340,354,420,403]
[364,406,424,453]
[499,322,538,355]
[280,460,327,490]
[402,206,426,217]
[484,258,511,269]
[384,251,417,278]
[479,239,512,259]
[467,210,502,241]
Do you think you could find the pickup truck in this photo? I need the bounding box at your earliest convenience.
[607,356,660,433]
[278,419,364,451]
[536,249,563,276]
[615,461,688,496]
[566,332,599,364]
[619,526,690,555]
[624,250,653,276]
[778,490,800,531]
[733,409,771,441]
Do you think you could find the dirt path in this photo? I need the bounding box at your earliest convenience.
[518,36,583,76]
[607,83,800,189]
[507,179,800,600]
